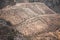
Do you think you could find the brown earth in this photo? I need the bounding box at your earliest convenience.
[0,2,60,40]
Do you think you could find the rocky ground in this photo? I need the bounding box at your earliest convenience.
[16,0,60,13]
[0,3,60,40]
[0,0,60,40]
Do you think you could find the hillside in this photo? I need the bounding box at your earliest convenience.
[0,2,60,40]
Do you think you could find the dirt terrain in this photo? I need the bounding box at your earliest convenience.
[16,0,60,13]
[0,2,60,40]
